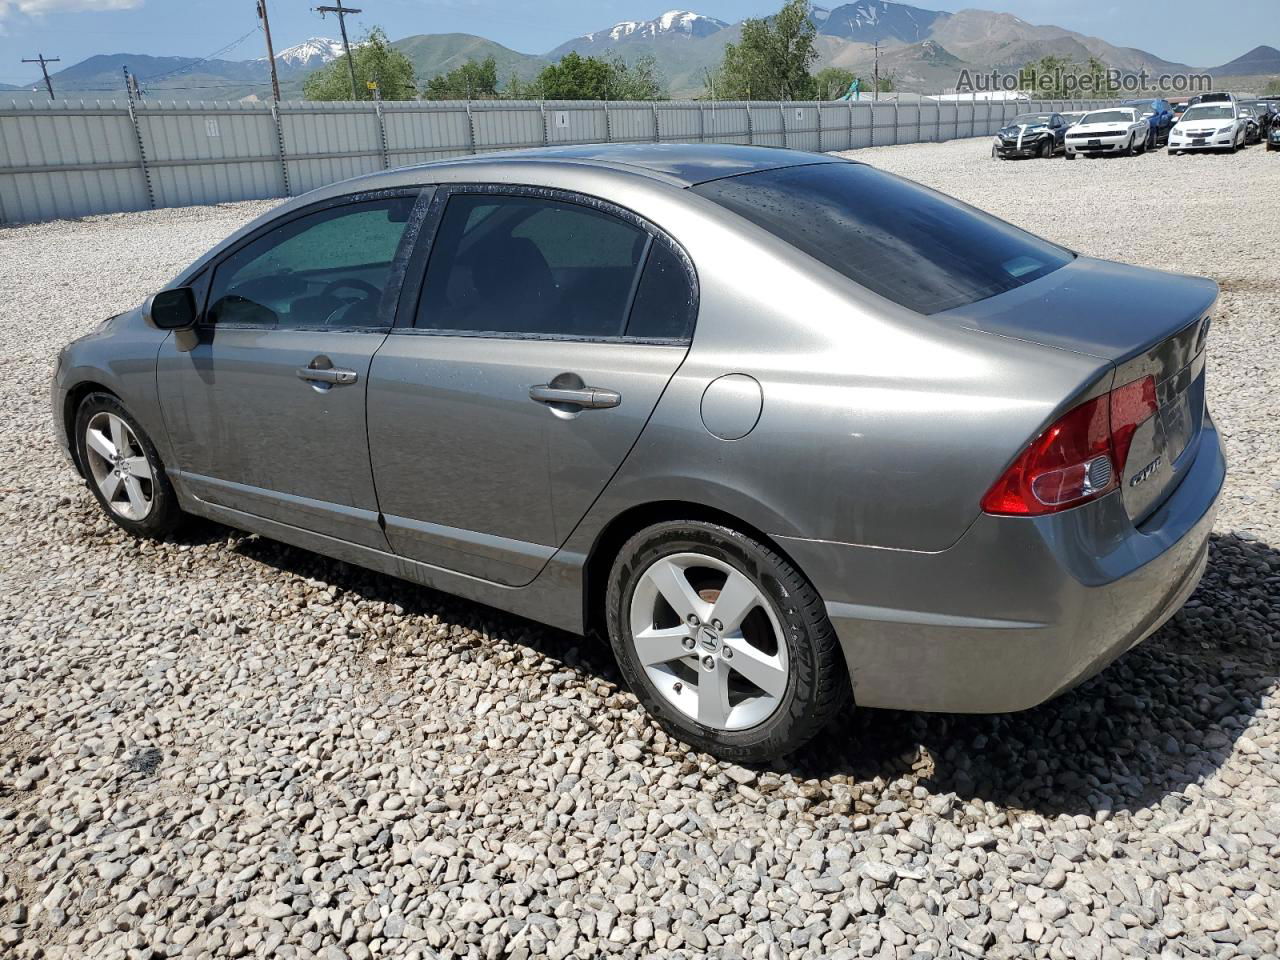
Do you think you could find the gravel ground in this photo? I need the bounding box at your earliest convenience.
[1,137,1278,960]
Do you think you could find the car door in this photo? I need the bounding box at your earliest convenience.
[366,186,697,586]
[1051,114,1065,147]
[156,189,430,549]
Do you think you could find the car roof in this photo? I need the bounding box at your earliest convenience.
[389,143,842,189]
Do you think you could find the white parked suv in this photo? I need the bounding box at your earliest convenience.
[1168,101,1248,154]
[1064,108,1151,159]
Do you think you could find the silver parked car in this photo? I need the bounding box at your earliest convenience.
[52,145,1225,761]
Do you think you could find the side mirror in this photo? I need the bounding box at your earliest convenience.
[144,287,197,331]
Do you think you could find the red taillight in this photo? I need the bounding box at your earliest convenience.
[981,376,1158,516]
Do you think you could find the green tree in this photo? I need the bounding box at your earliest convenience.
[422,56,498,100]
[813,66,860,100]
[532,52,665,100]
[303,27,416,101]
[1019,53,1113,98]
[707,0,818,100]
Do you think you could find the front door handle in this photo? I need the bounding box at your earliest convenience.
[297,366,358,385]
[529,384,621,409]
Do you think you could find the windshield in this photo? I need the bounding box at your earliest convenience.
[1181,105,1234,122]
[1011,114,1053,125]
[1081,110,1136,124]
[692,162,1073,315]
[1124,100,1156,116]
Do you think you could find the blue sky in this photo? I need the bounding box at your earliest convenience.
[0,0,1274,87]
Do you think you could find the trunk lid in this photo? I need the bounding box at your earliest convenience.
[941,256,1217,524]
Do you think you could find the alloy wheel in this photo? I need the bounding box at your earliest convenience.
[84,411,155,521]
[628,552,788,731]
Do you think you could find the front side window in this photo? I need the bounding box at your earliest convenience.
[693,162,1072,315]
[416,193,664,339]
[207,195,416,328]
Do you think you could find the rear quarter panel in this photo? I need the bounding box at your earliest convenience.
[564,194,1110,554]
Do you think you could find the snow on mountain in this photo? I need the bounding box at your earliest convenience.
[575,10,729,46]
[268,38,345,68]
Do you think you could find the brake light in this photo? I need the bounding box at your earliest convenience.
[981,375,1158,516]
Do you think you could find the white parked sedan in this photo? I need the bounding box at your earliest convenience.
[1065,108,1151,159]
[1168,102,1248,154]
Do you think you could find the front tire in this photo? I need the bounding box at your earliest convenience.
[605,520,849,762]
[75,392,184,539]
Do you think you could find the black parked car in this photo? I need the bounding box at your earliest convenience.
[1269,119,1280,152]
[1241,100,1278,139]
[1239,106,1262,144]
[1122,98,1175,147]
[992,112,1069,159]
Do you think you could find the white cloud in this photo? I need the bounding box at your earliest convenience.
[1,0,143,18]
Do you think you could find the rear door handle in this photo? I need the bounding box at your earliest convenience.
[529,384,621,409]
[297,366,358,385]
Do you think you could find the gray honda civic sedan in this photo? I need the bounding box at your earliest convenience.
[52,144,1225,761]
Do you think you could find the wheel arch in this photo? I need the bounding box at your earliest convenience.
[581,500,816,641]
[64,380,118,478]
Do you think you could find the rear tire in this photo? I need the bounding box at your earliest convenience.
[75,392,184,540]
[605,520,850,762]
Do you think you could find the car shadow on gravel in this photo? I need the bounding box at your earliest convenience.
[786,531,1278,817]
[225,528,1275,820]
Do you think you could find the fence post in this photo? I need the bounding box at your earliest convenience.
[539,101,549,146]
[603,100,612,143]
[815,102,822,151]
[698,102,706,143]
[125,99,156,210]
[781,103,788,149]
[373,99,390,169]
[653,102,661,143]
[465,101,477,154]
[847,100,854,150]
[869,102,875,146]
[271,101,291,197]
[893,101,899,146]
[746,103,754,145]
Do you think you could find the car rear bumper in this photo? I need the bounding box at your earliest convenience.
[777,417,1226,714]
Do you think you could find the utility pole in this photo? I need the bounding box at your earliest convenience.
[257,0,282,102]
[315,1,362,100]
[873,42,880,102]
[22,53,60,99]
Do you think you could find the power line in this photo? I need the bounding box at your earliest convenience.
[315,2,363,100]
[133,26,261,86]
[21,53,60,99]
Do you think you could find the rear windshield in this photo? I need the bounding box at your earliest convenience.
[1011,114,1053,124]
[692,162,1073,315]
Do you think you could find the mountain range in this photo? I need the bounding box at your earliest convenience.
[10,3,1279,101]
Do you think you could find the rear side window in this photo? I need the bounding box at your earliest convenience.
[416,193,649,338]
[627,241,696,340]
[693,163,1072,315]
